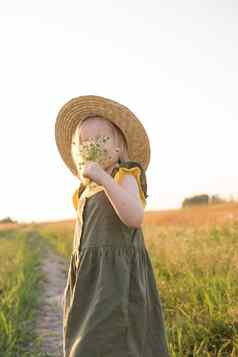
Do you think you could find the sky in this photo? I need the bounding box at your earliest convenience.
[0,0,237,223]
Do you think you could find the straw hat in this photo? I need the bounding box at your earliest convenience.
[54,95,151,177]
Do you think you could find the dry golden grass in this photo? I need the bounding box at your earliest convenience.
[142,203,238,279]
[143,202,238,229]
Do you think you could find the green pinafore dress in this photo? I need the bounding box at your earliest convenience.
[62,160,170,357]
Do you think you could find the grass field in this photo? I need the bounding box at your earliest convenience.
[1,202,238,356]
[0,227,46,356]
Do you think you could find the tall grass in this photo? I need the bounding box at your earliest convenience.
[144,220,238,356]
[35,220,74,259]
[0,228,44,356]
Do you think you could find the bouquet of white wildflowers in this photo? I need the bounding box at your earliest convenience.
[72,135,111,188]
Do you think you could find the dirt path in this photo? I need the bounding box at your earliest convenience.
[33,238,68,357]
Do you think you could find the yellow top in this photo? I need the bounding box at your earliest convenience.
[72,166,147,211]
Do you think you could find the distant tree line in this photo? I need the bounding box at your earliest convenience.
[182,194,238,207]
[0,216,18,224]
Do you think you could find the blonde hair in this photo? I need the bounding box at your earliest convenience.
[71,116,129,166]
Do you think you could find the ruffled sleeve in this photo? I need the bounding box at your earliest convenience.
[111,161,148,208]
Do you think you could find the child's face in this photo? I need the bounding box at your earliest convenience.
[73,117,120,173]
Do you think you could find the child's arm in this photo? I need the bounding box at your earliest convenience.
[100,171,144,229]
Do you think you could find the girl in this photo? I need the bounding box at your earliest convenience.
[55,95,170,357]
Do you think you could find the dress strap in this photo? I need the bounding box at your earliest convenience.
[72,183,86,211]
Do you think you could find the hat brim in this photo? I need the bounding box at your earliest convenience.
[55,95,150,177]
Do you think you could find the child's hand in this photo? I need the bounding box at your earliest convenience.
[79,161,106,186]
